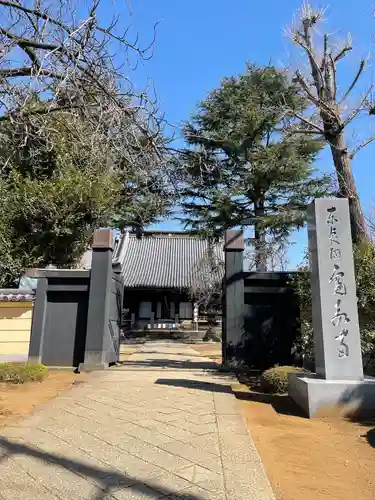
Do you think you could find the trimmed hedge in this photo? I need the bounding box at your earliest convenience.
[0,363,48,384]
[260,365,309,394]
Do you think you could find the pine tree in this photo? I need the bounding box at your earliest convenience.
[179,64,332,271]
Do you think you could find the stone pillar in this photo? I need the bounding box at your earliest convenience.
[193,302,199,332]
[309,198,363,380]
[289,198,375,418]
[223,230,244,367]
[82,229,114,370]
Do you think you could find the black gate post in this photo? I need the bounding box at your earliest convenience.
[222,230,244,367]
[82,229,115,370]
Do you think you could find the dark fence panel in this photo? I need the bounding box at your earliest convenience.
[242,273,300,370]
[29,229,124,369]
[223,230,300,370]
[29,271,90,367]
[43,290,89,367]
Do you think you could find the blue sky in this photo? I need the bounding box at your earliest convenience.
[108,0,375,268]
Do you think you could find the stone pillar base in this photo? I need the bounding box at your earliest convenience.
[42,365,80,371]
[80,362,109,372]
[289,372,375,418]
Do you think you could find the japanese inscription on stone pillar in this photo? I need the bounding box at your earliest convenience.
[326,206,350,358]
[307,198,363,381]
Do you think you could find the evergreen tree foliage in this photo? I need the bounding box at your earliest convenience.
[0,100,170,286]
[179,64,332,270]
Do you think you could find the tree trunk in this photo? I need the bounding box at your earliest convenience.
[328,132,369,245]
[254,199,267,272]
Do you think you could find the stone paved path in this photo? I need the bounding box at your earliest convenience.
[0,343,275,500]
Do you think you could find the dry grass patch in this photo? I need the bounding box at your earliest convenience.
[0,370,87,427]
[0,363,48,384]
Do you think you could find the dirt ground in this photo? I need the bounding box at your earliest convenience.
[0,371,86,427]
[190,344,375,500]
[233,382,375,500]
[190,343,222,362]
[119,345,139,361]
[3,347,374,500]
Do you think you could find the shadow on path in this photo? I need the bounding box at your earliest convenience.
[0,437,206,500]
[155,378,232,394]
[154,377,306,418]
[115,358,220,371]
[234,390,306,418]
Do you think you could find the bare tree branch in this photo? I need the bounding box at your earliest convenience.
[288,2,371,244]
[343,86,373,127]
[293,112,324,133]
[0,26,60,51]
[350,135,375,159]
[340,60,366,104]
[0,66,60,78]
[0,0,172,219]
[334,45,352,62]
[0,0,72,32]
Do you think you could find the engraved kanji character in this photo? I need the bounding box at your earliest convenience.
[329,265,347,295]
[327,206,339,225]
[335,328,349,358]
[329,247,342,260]
[331,299,351,326]
[329,225,340,245]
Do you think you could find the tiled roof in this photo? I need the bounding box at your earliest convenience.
[0,289,35,302]
[119,231,224,289]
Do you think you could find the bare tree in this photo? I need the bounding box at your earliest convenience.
[0,0,175,283]
[189,244,224,311]
[0,0,175,234]
[287,2,373,244]
[244,238,290,272]
[0,0,167,177]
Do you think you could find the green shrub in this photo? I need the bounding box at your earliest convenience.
[289,242,375,370]
[0,363,48,384]
[260,365,309,394]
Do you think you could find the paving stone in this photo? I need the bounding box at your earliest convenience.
[134,419,195,442]
[45,411,131,444]
[160,441,218,465]
[200,457,224,475]
[176,464,225,492]
[121,424,175,448]
[165,485,226,500]
[213,393,238,415]
[186,433,220,457]
[117,438,192,473]
[216,414,248,435]
[1,430,138,491]
[0,342,275,500]
[149,412,183,424]
[0,457,59,500]
[178,413,216,425]
[24,425,163,483]
[218,432,263,465]
[170,421,218,435]
[110,483,165,499]
[10,450,102,500]
[42,414,169,451]
[146,472,192,495]
[0,485,57,500]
